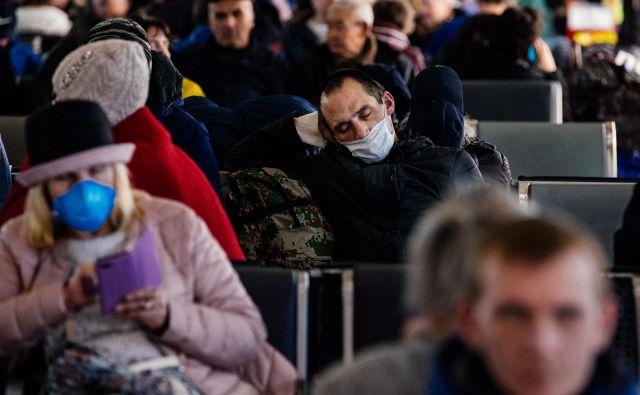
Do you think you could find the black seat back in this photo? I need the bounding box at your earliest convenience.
[463,80,562,122]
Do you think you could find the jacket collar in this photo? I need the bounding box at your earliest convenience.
[429,337,638,395]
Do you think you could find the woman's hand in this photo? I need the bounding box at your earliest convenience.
[533,38,557,73]
[115,288,170,332]
[64,264,97,311]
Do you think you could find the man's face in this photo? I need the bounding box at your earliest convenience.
[461,248,617,395]
[208,0,255,49]
[418,0,452,29]
[320,78,394,142]
[326,8,368,60]
[147,26,171,59]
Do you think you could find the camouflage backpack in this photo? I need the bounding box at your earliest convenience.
[222,167,334,268]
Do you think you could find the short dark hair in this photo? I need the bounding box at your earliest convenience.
[321,69,385,103]
[491,6,541,57]
[130,14,171,37]
[319,69,386,130]
[373,0,412,30]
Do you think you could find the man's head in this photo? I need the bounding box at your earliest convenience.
[404,187,527,339]
[417,0,454,30]
[319,69,396,163]
[373,0,415,35]
[319,69,394,140]
[327,0,373,60]
[458,217,618,395]
[133,15,172,59]
[208,0,255,49]
[492,6,541,58]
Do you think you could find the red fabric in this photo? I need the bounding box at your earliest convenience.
[0,107,246,261]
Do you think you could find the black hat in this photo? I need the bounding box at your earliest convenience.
[88,18,152,68]
[17,101,135,186]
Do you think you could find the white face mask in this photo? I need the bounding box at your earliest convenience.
[341,110,395,164]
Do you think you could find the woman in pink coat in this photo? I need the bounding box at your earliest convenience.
[0,100,296,394]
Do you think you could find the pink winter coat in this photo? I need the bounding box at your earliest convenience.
[0,193,296,394]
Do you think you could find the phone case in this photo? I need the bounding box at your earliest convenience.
[96,229,163,313]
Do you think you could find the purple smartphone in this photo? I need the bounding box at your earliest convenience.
[96,229,163,314]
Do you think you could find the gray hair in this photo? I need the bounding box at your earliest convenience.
[328,0,374,27]
[404,186,528,323]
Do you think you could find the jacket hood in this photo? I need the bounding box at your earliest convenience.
[408,65,464,148]
[148,51,183,111]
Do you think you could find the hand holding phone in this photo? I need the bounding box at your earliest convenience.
[96,229,163,314]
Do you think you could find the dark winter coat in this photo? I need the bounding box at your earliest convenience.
[282,14,323,66]
[173,37,286,107]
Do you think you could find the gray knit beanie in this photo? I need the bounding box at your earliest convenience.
[52,39,150,126]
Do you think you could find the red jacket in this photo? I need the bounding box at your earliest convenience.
[0,107,246,261]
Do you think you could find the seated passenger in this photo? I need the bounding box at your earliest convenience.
[457,6,558,80]
[290,0,416,102]
[373,0,426,76]
[129,15,206,99]
[227,68,483,262]
[0,2,42,115]
[410,0,466,62]
[282,0,332,65]
[457,7,572,119]
[0,39,246,261]
[0,2,42,78]
[315,205,633,395]
[0,100,268,394]
[18,0,131,111]
[435,0,510,69]
[172,0,286,106]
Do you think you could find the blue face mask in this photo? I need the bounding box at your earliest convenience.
[52,179,116,232]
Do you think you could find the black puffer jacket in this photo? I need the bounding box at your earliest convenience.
[464,139,511,189]
[226,114,484,262]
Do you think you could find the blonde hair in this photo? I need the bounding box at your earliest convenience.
[24,163,144,249]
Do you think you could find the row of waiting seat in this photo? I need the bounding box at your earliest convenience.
[0,117,617,180]
[236,177,640,379]
[235,263,640,383]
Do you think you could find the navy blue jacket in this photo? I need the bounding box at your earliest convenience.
[282,14,322,66]
[183,94,315,166]
[173,37,286,107]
